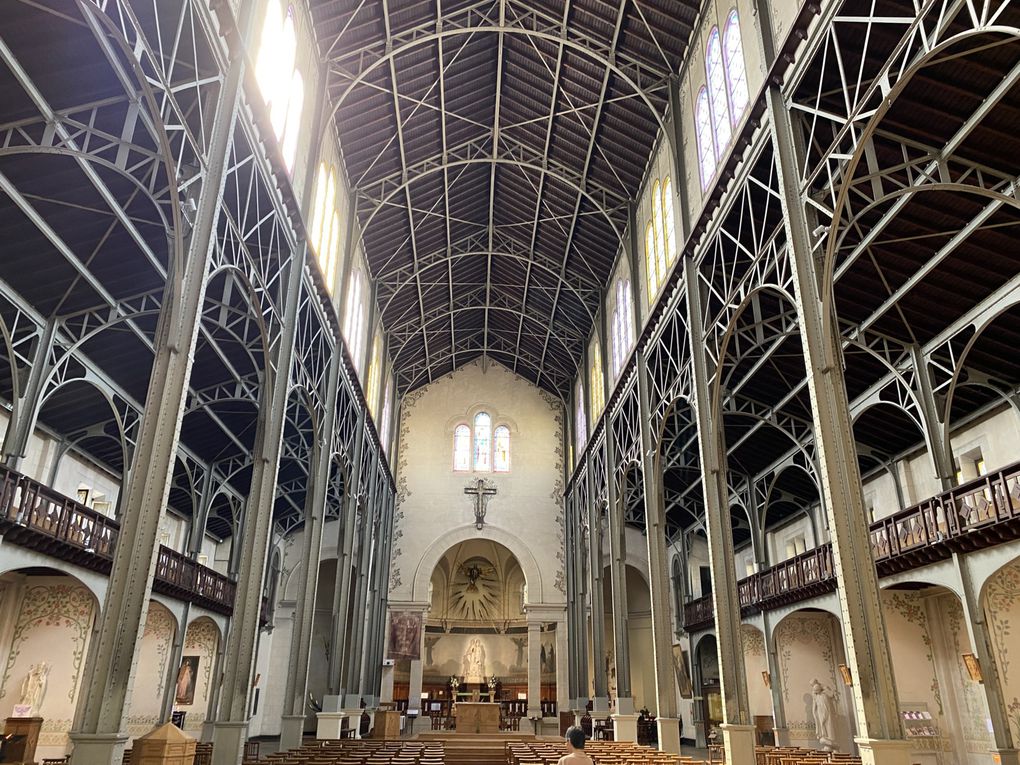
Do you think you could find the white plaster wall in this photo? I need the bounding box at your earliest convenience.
[983,557,1020,747]
[0,573,98,760]
[741,625,772,718]
[388,360,566,608]
[174,617,220,737]
[772,611,853,752]
[126,601,177,738]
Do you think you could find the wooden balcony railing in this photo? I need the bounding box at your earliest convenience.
[0,465,236,615]
[684,459,1020,631]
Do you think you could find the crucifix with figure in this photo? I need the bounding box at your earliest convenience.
[464,478,497,530]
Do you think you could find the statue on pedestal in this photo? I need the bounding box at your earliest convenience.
[810,678,838,751]
[18,662,51,712]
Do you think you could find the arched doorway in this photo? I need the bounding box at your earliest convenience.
[404,539,554,728]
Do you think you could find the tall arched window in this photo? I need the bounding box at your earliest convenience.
[380,382,392,450]
[644,222,658,300]
[590,344,605,417]
[311,163,341,293]
[575,379,587,452]
[255,1,304,171]
[473,412,492,471]
[695,88,716,190]
[344,270,366,370]
[706,28,731,159]
[493,426,511,473]
[651,180,666,282]
[453,425,471,471]
[612,279,634,377]
[723,10,749,124]
[662,178,677,263]
[366,336,382,415]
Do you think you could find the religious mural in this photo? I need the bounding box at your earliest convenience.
[388,611,423,661]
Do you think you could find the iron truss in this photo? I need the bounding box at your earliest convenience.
[309,0,700,396]
[566,0,1020,565]
[0,0,393,542]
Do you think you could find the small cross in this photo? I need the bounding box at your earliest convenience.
[464,478,497,530]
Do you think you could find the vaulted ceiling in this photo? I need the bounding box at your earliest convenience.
[307,0,700,396]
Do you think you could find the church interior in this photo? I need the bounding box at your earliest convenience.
[0,0,1017,764]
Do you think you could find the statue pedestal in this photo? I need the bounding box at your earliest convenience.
[855,737,913,765]
[720,723,756,764]
[5,716,43,764]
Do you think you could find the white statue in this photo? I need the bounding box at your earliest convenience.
[811,678,838,751]
[462,638,486,680]
[19,662,51,710]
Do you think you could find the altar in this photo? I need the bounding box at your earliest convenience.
[454,702,501,734]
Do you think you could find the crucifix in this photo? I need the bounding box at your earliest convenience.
[464,478,497,530]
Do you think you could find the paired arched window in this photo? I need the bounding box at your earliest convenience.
[366,336,382,415]
[379,382,392,450]
[453,425,471,471]
[255,1,304,171]
[611,279,634,377]
[454,412,510,472]
[575,379,588,453]
[696,10,749,189]
[343,270,366,370]
[493,426,511,472]
[311,163,341,293]
[590,343,605,418]
[644,176,678,299]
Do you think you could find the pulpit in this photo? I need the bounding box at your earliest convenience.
[4,716,42,764]
[454,703,500,734]
[372,710,402,739]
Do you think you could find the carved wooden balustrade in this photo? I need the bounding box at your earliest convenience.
[684,459,1020,631]
[0,464,236,615]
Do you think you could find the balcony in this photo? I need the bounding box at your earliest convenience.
[684,459,1020,631]
[0,465,236,615]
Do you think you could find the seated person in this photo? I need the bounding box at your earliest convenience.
[558,725,593,765]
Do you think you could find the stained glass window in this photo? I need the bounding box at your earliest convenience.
[662,178,677,263]
[344,270,366,370]
[454,424,471,471]
[473,412,492,471]
[575,379,587,452]
[493,426,511,472]
[723,10,749,124]
[645,222,657,300]
[255,2,304,172]
[696,88,716,190]
[380,382,392,450]
[590,343,605,417]
[652,180,666,286]
[366,337,382,415]
[612,279,634,378]
[311,163,341,293]
[706,28,731,160]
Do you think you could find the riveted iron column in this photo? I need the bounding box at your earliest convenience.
[769,87,907,762]
[65,36,247,765]
[586,448,609,713]
[635,354,681,751]
[280,350,342,749]
[683,255,755,759]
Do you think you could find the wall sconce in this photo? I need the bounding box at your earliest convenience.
[837,664,853,686]
[962,653,983,683]
[761,671,771,689]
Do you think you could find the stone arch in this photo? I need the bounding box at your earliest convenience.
[411,525,545,606]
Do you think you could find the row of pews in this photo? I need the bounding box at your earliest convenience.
[756,748,864,765]
[506,741,706,765]
[246,740,445,765]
